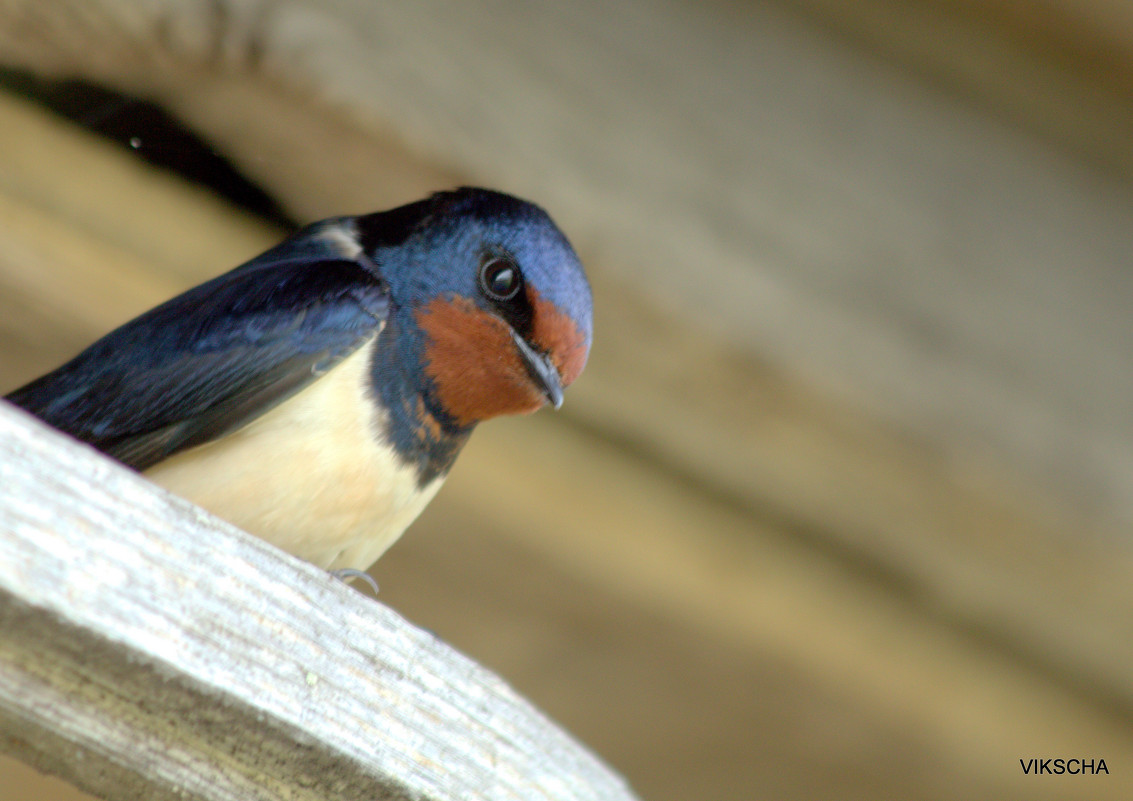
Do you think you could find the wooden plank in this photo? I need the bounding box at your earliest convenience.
[1,4,1132,795]
[779,0,1133,178]
[418,412,1133,801]
[0,402,638,801]
[1,92,1131,800]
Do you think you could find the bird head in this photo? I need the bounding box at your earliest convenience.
[355,188,593,429]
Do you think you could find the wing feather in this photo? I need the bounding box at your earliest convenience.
[7,245,389,471]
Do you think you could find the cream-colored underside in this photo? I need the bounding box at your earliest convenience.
[145,341,442,570]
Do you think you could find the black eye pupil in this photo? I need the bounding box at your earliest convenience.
[491,266,514,294]
[481,257,522,301]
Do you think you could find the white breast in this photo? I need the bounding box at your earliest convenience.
[144,340,443,571]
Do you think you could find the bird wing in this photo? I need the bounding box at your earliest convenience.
[6,242,389,471]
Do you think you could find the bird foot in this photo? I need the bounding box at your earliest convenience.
[330,568,379,596]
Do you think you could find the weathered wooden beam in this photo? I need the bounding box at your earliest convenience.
[0,401,638,801]
[780,0,1133,179]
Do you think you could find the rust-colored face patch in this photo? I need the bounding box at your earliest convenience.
[528,288,589,387]
[415,296,547,426]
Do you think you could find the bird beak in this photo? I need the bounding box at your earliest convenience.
[511,330,565,409]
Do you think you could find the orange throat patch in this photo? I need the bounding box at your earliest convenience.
[415,294,586,426]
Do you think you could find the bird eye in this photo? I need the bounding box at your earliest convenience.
[479,255,523,302]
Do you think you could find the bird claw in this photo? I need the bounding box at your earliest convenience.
[330,568,379,596]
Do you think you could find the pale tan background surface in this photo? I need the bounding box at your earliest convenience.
[0,1,1131,799]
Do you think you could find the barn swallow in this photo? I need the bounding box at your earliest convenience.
[6,187,592,571]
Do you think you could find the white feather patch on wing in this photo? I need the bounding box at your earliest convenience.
[314,219,364,259]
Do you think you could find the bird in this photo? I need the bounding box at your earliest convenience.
[5,187,593,572]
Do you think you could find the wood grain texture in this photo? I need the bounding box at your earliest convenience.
[1,3,1132,798]
[779,0,1133,178]
[0,402,638,801]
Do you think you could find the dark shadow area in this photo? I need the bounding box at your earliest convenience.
[0,68,296,230]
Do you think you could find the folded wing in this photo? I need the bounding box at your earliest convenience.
[7,249,389,471]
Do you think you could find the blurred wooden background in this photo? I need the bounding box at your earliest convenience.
[0,1,1131,799]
